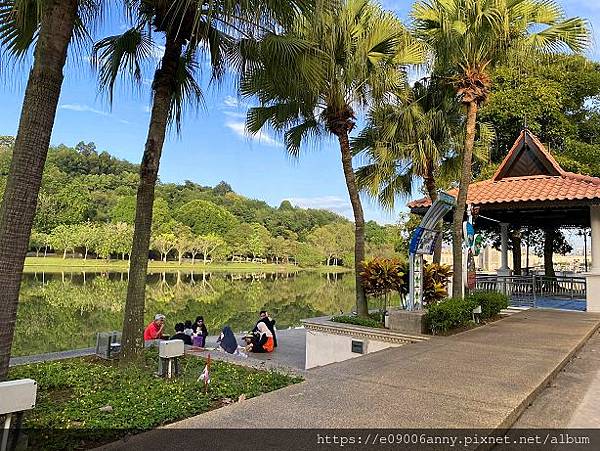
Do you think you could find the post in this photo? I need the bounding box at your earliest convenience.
[586,205,600,312]
[497,223,511,300]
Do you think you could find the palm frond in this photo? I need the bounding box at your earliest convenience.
[92,26,155,104]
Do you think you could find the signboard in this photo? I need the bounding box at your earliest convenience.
[408,192,456,311]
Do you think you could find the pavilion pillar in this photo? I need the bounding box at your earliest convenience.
[497,223,511,277]
[587,205,600,312]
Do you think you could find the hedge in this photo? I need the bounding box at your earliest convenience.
[467,291,509,319]
[331,314,384,329]
[424,292,510,334]
[424,297,478,334]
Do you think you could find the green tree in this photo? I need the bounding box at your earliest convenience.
[71,222,99,260]
[412,0,589,297]
[29,230,49,257]
[172,224,194,265]
[479,55,600,174]
[241,0,422,315]
[174,200,238,236]
[49,225,76,259]
[151,233,176,262]
[0,0,102,378]
[193,233,226,264]
[247,223,271,260]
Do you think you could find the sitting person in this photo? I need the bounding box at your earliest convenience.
[143,314,165,340]
[252,310,278,348]
[217,326,246,357]
[183,320,194,337]
[247,321,274,353]
[170,322,192,345]
[192,316,208,347]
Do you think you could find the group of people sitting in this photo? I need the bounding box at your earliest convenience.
[143,310,278,356]
[218,311,277,356]
[143,314,208,347]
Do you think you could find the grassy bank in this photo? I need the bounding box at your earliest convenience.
[24,256,301,272]
[23,256,353,273]
[8,350,301,449]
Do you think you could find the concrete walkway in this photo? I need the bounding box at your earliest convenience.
[188,328,306,375]
[511,328,600,428]
[99,309,600,449]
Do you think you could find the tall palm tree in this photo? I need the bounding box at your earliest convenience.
[94,0,318,361]
[353,78,459,263]
[240,0,423,316]
[412,0,590,298]
[0,0,101,379]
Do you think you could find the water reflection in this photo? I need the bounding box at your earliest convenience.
[14,270,355,357]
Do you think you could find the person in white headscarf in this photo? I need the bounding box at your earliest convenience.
[247,321,274,353]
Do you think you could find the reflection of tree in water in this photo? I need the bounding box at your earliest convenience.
[15,271,359,356]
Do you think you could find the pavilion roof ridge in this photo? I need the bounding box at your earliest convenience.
[492,128,565,181]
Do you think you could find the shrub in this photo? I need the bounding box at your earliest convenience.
[331,314,384,329]
[467,291,509,319]
[400,262,453,306]
[360,257,405,320]
[423,297,478,334]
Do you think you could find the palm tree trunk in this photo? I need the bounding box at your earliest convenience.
[0,0,78,379]
[120,37,183,363]
[451,101,478,299]
[338,132,367,316]
[424,170,442,264]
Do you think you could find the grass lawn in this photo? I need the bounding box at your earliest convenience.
[8,350,301,450]
[23,256,302,273]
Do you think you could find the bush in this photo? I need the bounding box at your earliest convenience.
[423,297,478,334]
[467,291,509,319]
[331,314,383,329]
[400,262,453,306]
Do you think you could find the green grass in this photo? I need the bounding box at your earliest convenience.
[23,256,301,273]
[330,313,384,329]
[8,350,301,450]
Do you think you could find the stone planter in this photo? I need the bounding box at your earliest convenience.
[301,316,428,370]
[387,309,427,335]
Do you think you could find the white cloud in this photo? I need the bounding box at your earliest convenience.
[225,120,282,148]
[60,103,131,125]
[288,196,352,216]
[223,95,243,108]
[60,104,110,116]
[150,45,165,60]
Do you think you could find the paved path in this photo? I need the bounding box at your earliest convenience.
[9,347,95,367]
[99,309,600,450]
[189,328,306,374]
[511,328,600,428]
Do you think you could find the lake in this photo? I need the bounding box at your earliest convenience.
[13,270,361,357]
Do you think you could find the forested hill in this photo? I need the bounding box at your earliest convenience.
[0,138,345,234]
[0,138,400,265]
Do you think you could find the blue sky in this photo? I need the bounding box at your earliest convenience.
[0,1,597,224]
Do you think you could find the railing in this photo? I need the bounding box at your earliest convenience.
[475,274,586,308]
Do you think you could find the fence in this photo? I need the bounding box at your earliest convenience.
[475,274,586,308]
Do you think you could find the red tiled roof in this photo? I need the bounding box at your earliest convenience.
[408,129,600,210]
[408,173,600,209]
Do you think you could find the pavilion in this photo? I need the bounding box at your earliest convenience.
[409,128,600,312]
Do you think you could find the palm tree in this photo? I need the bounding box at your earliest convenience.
[94,0,318,361]
[412,0,590,298]
[353,78,460,263]
[240,0,423,316]
[0,0,101,380]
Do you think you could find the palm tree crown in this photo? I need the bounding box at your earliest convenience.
[411,0,590,298]
[240,0,424,315]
